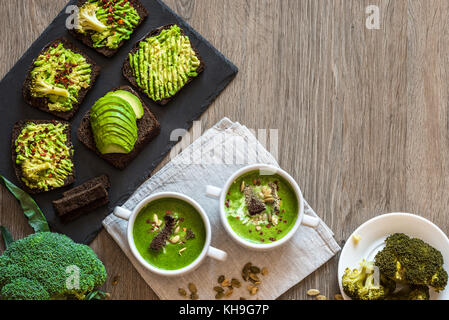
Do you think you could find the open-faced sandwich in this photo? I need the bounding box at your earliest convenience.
[11,120,75,194]
[22,38,100,120]
[122,24,205,105]
[69,0,148,57]
[77,85,160,169]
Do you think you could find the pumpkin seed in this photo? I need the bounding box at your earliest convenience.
[218,275,225,284]
[231,278,241,288]
[169,235,180,244]
[190,293,199,300]
[214,286,224,293]
[316,295,327,300]
[111,275,120,286]
[334,294,343,300]
[307,289,320,296]
[240,297,246,300]
[261,267,268,276]
[215,292,224,299]
[248,285,258,295]
[221,279,231,287]
[249,273,260,282]
[188,283,197,294]
[178,288,187,297]
[250,266,260,274]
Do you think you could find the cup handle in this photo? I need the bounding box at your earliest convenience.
[301,214,320,228]
[206,185,222,198]
[113,206,132,221]
[207,246,227,261]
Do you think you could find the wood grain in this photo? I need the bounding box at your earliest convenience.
[1,0,449,300]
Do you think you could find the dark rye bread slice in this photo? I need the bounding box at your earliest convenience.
[53,183,108,223]
[11,120,75,194]
[22,38,100,120]
[122,24,205,105]
[62,174,110,198]
[77,85,160,170]
[69,0,148,57]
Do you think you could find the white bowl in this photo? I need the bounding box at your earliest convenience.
[338,212,449,300]
[206,164,320,251]
[114,192,227,277]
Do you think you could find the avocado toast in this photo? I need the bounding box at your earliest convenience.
[77,85,160,169]
[22,38,100,120]
[11,120,75,194]
[69,0,148,57]
[122,24,205,105]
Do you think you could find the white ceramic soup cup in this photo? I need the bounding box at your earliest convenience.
[206,164,320,251]
[113,192,227,277]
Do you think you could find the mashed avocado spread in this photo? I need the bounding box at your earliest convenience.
[128,25,201,102]
[30,42,91,112]
[15,123,74,191]
[76,0,141,49]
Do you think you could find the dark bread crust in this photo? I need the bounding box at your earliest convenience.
[54,174,110,223]
[77,85,161,170]
[53,183,108,223]
[122,24,205,105]
[68,0,149,57]
[22,37,100,121]
[11,120,76,194]
[62,174,109,198]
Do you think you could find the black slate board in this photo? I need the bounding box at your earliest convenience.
[0,0,238,244]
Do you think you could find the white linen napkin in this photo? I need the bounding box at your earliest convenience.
[103,117,340,300]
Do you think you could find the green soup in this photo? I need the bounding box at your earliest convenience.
[133,198,206,270]
[225,171,298,244]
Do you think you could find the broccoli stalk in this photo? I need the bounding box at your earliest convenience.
[0,232,107,300]
[31,77,69,98]
[76,3,107,34]
[342,260,395,300]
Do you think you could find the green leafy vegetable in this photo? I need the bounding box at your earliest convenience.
[85,290,110,300]
[0,174,50,233]
[0,226,14,249]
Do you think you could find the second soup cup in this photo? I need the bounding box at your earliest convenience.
[207,164,320,251]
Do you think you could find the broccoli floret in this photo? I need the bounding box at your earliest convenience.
[0,232,107,300]
[386,285,430,300]
[375,233,448,291]
[408,285,430,300]
[342,260,394,300]
[1,277,50,300]
[30,76,69,98]
[76,3,107,34]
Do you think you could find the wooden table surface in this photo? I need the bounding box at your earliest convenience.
[1,0,448,300]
